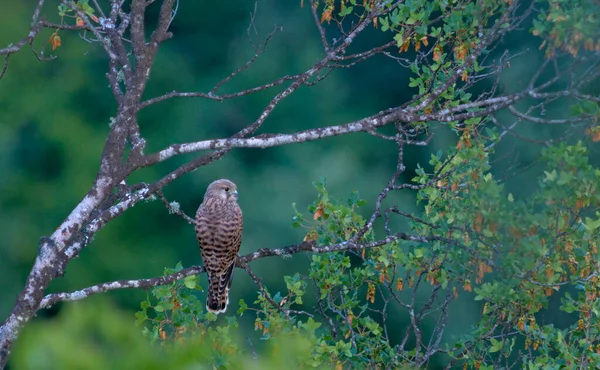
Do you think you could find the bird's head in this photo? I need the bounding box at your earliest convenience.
[204,179,238,202]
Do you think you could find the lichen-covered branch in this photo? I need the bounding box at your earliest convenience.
[39,232,428,309]
[40,266,206,309]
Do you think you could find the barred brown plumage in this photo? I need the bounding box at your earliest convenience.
[195,179,243,314]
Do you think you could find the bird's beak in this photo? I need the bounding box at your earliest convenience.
[232,190,238,200]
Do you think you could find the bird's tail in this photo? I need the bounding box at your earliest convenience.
[206,263,235,314]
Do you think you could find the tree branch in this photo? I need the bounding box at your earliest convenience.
[144,108,411,166]
[40,266,206,309]
[0,0,46,57]
[508,105,592,125]
[137,73,302,108]
[40,231,431,309]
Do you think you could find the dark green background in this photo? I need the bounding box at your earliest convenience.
[0,0,585,367]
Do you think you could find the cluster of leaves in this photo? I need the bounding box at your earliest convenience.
[315,0,507,117]
[293,180,403,367]
[293,178,370,244]
[532,0,600,56]
[57,0,99,22]
[135,261,331,367]
[135,263,249,368]
[415,138,600,368]
[50,0,100,50]
[317,1,598,138]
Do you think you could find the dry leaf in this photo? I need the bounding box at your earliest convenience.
[366,282,376,303]
[396,278,403,291]
[321,8,333,23]
[49,33,61,50]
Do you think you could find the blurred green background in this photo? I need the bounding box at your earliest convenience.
[1,0,592,368]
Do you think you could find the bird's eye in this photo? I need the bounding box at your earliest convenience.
[224,187,230,192]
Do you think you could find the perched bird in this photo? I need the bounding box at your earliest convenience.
[195,179,243,314]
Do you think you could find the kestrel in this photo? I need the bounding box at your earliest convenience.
[195,179,243,314]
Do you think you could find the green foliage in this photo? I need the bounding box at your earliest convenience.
[134,271,326,368]
[11,298,225,370]
[293,177,371,244]
[136,263,212,342]
[10,297,331,370]
[532,0,600,56]
[57,0,98,21]
[134,137,600,368]
[418,139,600,368]
[321,0,502,119]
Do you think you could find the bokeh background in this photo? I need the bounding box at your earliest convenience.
[1,0,592,368]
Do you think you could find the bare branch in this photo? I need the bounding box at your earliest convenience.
[210,14,282,95]
[310,0,330,51]
[508,105,592,125]
[0,0,46,57]
[138,74,302,108]
[156,190,196,225]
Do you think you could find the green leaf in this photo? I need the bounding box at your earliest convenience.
[394,32,404,47]
[355,199,367,207]
[57,4,69,16]
[184,275,197,289]
[134,311,147,326]
[302,317,322,336]
[544,170,557,182]
[153,286,172,299]
[380,16,390,32]
[339,6,353,17]
[584,215,600,230]
[489,338,502,353]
